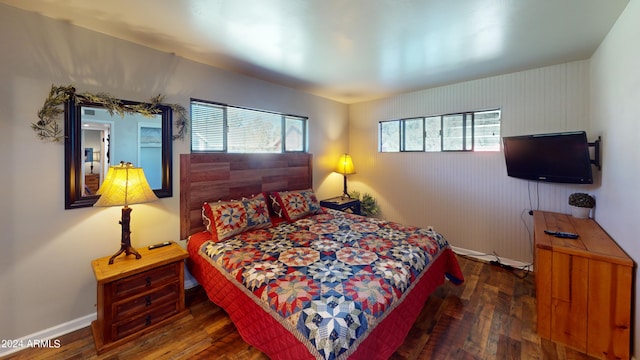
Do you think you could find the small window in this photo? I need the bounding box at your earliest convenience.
[379,120,400,152]
[403,118,424,151]
[191,101,225,152]
[379,109,501,153]
[473,110,501,151]
[227,106,281,153]
[425,116,441,151]
[285,116,306,152]
[191,99,307,153]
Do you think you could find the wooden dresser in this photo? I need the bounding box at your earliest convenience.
[91,242,189,354]
[533,211,633,359]
[85,173,100,194]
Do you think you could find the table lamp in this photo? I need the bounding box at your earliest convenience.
[94,162,158,264]
[84,148,94,174]
[335,154,356,198]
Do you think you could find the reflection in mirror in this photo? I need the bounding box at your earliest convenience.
[80,107,163,195]
[65,99,172,209]
[82,126,108,195]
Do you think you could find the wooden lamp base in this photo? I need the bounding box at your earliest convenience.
[108,206,141,264]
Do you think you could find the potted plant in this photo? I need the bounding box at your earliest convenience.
[568,193,595,219]
[349,191,379,217]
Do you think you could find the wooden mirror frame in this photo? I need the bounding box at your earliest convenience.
[64,97,173,209]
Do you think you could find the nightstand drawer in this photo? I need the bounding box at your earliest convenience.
[111,301,179,340]
[112,282,180,321]
[110,263,180,300]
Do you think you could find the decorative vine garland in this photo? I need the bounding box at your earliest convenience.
[32,84,188,142]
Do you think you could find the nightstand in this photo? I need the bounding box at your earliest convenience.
[91,241,189,354]
[85,173,100,194]
[320,196,362,215]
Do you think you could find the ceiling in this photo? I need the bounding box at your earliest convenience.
[1,0,629,104]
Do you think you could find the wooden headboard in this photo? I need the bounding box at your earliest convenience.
[180,153,313,239]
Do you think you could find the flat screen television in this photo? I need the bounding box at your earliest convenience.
[503,131,593,184]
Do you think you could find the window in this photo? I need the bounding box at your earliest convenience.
[191,99,307,153]
[284,116,305,152]
[379,109,501,152]
[380,120,400,152]
[403,118,425,151]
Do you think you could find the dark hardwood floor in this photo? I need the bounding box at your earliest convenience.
[3,256,599,360]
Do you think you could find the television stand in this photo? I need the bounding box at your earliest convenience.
[533,211,631,359]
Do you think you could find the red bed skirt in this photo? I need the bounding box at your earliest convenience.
[187,231,463,359]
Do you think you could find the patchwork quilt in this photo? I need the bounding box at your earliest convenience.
[189,209,463,360]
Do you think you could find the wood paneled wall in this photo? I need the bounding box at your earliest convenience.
[347,60,595,263]
[180,153,312,239]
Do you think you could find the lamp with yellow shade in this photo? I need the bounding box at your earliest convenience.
[335,154,356,198]
[94,162,158,264]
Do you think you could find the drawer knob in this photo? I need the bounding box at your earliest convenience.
[145,277,152,287]
[145,315,152,326]
[145,295,152,306]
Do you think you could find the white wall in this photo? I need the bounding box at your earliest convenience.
[0,4,348,341]
[348,61,595,264]
[590,0,639,357]
[2,2,637,356]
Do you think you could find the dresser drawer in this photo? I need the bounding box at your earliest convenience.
[111,302,179,341]
[110,263,179,300]
[112,282,179,321]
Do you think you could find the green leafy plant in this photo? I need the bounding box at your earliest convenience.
[568,193,595,208]
[348,191,379,217]
[33,84,188,142]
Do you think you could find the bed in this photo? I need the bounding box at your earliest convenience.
[180,153,464,360]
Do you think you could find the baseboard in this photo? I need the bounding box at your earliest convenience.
[0,273,200,358]
[0,313,96,357]
[451,246,532,270]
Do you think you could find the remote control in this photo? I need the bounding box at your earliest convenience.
[148,241,172,250]
[555,231,579,239]
[544,230,578,239]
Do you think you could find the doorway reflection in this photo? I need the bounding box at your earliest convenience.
[82,122,111,196]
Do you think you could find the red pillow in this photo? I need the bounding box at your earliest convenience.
[202,193,271,241]
[274,189,322,222]
[267,192,286,220]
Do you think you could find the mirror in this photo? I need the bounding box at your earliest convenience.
[65,98,172,209]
